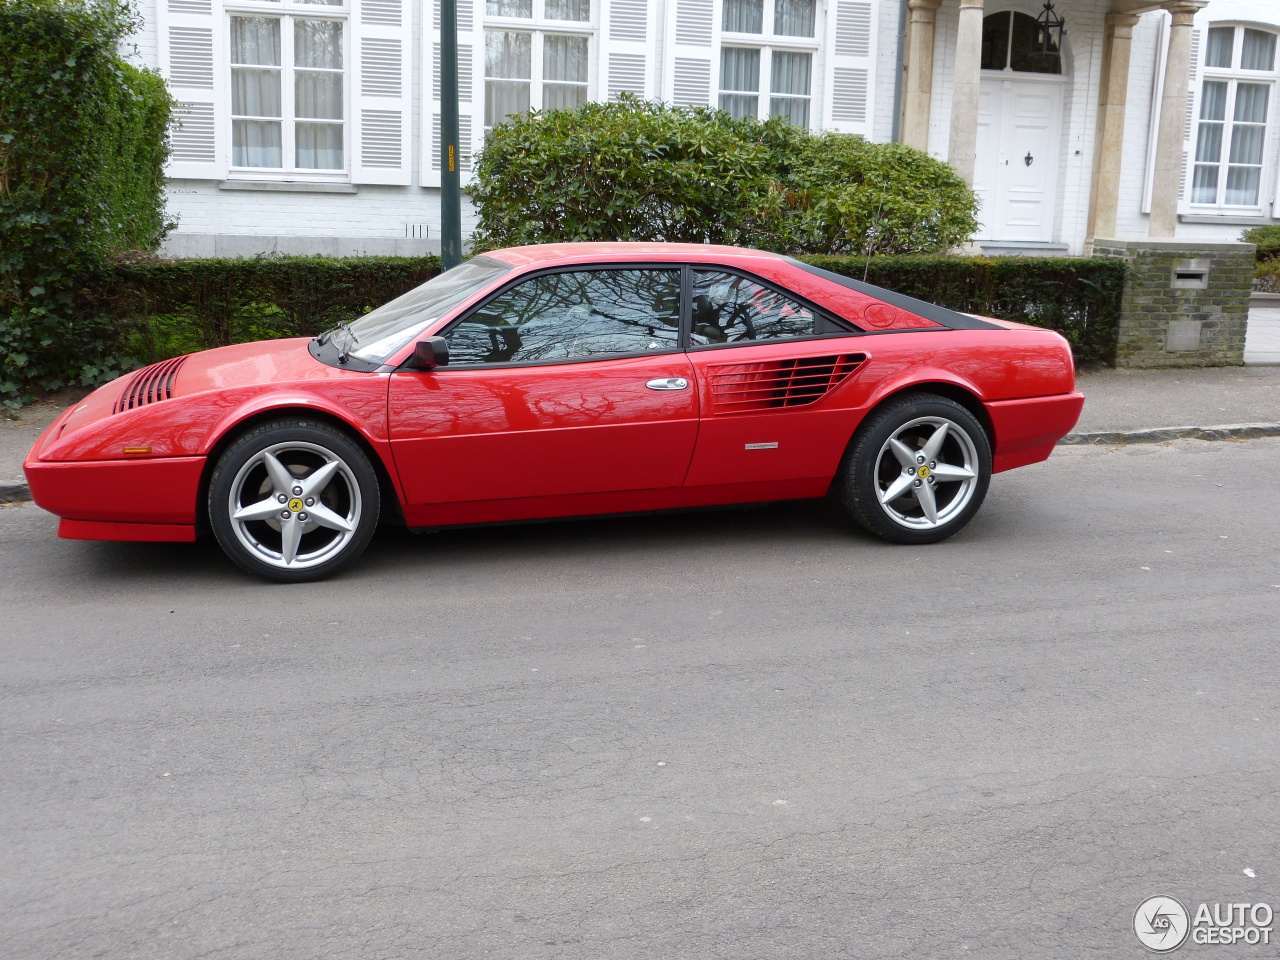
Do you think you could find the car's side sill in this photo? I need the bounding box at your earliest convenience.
[403,478,831,530]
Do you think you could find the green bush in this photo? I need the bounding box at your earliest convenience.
[80,251,1116,368]
[1254,259,1280,293]
[1243,224,1280,263]
[85,254,443,364]
[769,135,980,255]
[0,0,172,407]
[471,97,978,257]
[800,254,1125,366]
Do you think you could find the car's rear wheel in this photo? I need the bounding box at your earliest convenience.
[209,418,380,582]
[838,393,991,544]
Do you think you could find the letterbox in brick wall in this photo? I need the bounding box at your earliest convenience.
[1092,238,1254,367]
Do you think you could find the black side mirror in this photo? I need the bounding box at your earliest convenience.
[408,336,450,370]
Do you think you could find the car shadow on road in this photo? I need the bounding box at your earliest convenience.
[59,497,909,586]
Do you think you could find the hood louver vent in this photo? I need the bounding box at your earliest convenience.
[709,353,865,415]
[114,355,189,414]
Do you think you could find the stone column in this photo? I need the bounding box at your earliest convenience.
[1087,13,1141,247]
[947,0,985,185]
[1149,1,1207,237]
[901,0,943,150]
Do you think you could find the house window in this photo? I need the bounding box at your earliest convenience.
[230,8,346,173]
[979,11,1061,75]
[484,0,591,132]
[718,0,816,128]
[1192,25,1277,208]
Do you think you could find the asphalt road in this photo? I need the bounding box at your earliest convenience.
[2,438,1278,960]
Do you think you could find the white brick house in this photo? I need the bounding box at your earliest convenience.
[132,0,1280,257]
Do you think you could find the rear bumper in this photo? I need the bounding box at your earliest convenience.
[23,454,205,527]
[986,391,1085,473]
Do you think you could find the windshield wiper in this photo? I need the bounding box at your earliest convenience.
[317,322,359,362]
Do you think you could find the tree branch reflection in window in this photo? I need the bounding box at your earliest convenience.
[691,270,817,343]
[446,269,682,364]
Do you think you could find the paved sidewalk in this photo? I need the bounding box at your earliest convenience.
[0,396,76,499]
[1073,365,1280,433]
[5,365,1279,503]
[1246,305,1280,364]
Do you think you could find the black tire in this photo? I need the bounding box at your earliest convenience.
[837,393,991,544]
[208,418,380,582]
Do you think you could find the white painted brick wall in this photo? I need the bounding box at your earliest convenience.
[1113,11,1162,241]
[135,0,1278,257]
[872,0,903,143]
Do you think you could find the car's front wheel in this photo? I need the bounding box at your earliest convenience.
[208,418,380,582]
[838,393,991,544]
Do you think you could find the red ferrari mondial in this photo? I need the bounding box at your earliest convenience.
[25,243,1084,582]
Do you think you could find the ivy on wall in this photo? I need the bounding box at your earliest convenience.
[0,0,172,407]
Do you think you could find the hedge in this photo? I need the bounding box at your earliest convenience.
[85,254,444,365]
[0,0,173,407]
[805,255,1125,366]
[76,251,1122,371]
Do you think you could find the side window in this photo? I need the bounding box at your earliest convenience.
[690,270,831,345]
[446,269,681,365]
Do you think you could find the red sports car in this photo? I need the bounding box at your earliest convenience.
[24,243,1083,582]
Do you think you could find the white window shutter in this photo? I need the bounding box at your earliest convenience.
[824,0,877,136]
[353,0,412,184]
[666,0,715,107]
[157,0,225,179]
[602,0,656,100]
[423,0,481,188]
[1177,26,1202,208]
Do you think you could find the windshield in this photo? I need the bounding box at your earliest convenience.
[338,256,513,363]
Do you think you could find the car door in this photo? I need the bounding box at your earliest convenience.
[683,267,868,489]
[388,265,698,507]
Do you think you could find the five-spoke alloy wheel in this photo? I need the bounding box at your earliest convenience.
[838,393,992,544]
[209,419,380,582]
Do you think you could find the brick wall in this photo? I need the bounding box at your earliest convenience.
[1094,238,1254,367]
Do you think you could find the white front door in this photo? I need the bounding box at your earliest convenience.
[973,77,1064,242]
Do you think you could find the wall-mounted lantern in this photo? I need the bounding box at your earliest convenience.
[1035,0,1066,57]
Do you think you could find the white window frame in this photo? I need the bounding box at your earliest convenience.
[482,0,597,134]
[224,0,351,183]
[717,0,819,128]
[1186,22,1278,216]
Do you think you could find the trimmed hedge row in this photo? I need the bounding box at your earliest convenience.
[806,254,1125,366]
[79,251,1122,374]
[87,254,443,365]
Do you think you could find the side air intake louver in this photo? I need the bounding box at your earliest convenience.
[709,353,865,415]
[114,355,188,413]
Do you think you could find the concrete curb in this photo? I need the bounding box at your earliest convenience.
[0,482,32,504]
[1059,423,1280,445]
[2,425,1277,503]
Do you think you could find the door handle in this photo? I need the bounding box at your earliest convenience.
[646,377,689,391]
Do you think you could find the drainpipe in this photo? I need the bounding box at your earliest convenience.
[891,0,908,142]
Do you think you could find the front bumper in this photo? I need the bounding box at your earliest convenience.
[24,430,205,540]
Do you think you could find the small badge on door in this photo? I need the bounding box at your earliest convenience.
[744,442,779,450]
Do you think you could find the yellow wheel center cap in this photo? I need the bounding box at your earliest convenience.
[917,466,931,479]
[288,497,304,512]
